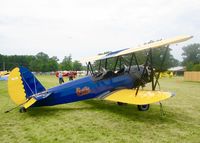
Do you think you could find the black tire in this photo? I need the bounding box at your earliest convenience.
[19,107,27,113]
[137,104,150,111]
[117,102,126,106]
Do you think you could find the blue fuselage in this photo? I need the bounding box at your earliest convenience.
[34,74,135,107]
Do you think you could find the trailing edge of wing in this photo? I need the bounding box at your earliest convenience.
[101,89,175,105]
[80,35,192,63]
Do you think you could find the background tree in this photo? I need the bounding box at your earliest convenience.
[0,52,60,72]
[72,60,82,71]
[29,52,49,72]
[151,47,179,71]
[48,56,59,71]
[0,54,35,71]
[61,54,73,70]
[182,43,200,71]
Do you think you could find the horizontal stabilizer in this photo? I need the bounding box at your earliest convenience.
[23,98,37,109]
[101,89,175,105]
[22,91,52,109]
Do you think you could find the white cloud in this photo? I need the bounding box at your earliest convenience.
[0,0,199,61]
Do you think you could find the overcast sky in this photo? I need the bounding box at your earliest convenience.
[0,0,199,62]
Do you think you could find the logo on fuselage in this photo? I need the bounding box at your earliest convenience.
[76,86,91,96]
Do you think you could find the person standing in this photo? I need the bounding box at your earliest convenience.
[68,71,74,81]
[58,72,64,84]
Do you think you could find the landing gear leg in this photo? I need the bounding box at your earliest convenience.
[19,107,27,113]
[159,102,165,116]
[137,104,150,111]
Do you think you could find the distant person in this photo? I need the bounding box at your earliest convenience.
[58,72,64,84]
[68,72,74,81]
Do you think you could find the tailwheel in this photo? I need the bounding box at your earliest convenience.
[19,107,27,113]
[117,102,126,106]
[137,104,150,111]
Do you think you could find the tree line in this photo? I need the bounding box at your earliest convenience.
[0,43,199,72]
[0,52,85,72]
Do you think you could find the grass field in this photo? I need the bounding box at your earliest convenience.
[0,76,200,143]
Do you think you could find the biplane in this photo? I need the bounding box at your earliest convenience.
[6,35,192,113]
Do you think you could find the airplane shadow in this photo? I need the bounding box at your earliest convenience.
[23,100,194,125]
[83,100,165,123]
[82,100,193,124]
[27,106,93,117]
[26,99,192,124]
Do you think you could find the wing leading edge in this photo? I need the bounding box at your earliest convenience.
[100,89,175,105]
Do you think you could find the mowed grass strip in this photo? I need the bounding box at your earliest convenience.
[0,76,200,143]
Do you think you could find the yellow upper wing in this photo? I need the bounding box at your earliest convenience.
[81,54,107,63]
[116,35,192,56]
[102,89,174,105]
[81,35,192,63]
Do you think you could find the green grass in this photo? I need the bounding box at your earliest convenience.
[0,76,200,143]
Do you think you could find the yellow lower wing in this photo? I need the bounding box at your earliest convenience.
[103,89,174,105]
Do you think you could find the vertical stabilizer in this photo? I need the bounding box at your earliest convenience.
[8,67,45,105]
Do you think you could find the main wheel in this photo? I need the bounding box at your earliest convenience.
[19,107,27,113]
[117,102,126,106]
[137,104,150,111]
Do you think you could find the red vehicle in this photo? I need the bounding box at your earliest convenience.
[56,71,77,78]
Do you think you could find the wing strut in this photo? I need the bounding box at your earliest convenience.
[135,45,169,95]
[98,60,102,72]
[86,62,94,76]
[153,46,169,90]
[128,53,134,72]
[149,48,155,90]
[133,53,140,71]
[113,57,119,71]
[135,48,151,95]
